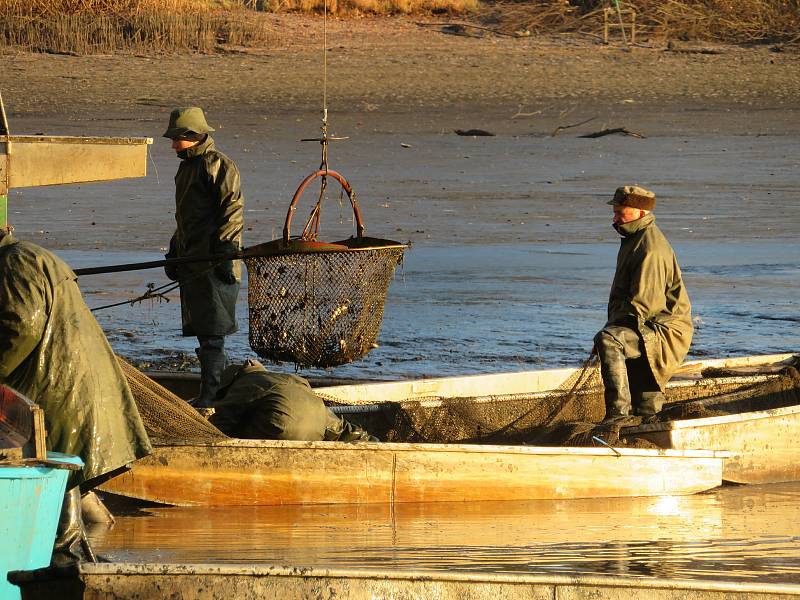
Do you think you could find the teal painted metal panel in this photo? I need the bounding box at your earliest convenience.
[0,453,82,600]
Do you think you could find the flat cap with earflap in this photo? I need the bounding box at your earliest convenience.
[608,185,656,211]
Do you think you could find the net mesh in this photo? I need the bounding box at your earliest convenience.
[245,247,404,368]
[117,357,228,443]
[323,361,800,446]
[118,351,799,450]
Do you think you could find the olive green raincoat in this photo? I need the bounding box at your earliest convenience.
[607,214,693,390]
[168,135,244,337]
[0,233,152,487]
[210,363,340,440]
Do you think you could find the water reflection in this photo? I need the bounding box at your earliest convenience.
[92,482,800,583]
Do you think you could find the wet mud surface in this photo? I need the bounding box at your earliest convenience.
[8,109,797,379]
[7,19,799,380]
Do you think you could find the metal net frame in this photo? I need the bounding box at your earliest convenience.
[244,168,406,368]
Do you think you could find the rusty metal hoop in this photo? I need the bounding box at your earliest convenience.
[283,169,365,243]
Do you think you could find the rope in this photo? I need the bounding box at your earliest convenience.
[90,280,179,312]
[323,0,328,142]
[89,262,216,312]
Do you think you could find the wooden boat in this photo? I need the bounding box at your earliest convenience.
[622,377,800,484]
[99,439,726,506]
[94,354,800,507]
[318,352,800,485]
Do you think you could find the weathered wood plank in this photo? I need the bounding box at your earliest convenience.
[99,441,726,506]
[628,404,800,484]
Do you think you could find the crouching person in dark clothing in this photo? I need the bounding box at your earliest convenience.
[0,229,152,565]
[209,359,377,442]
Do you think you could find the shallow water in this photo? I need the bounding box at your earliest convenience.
[92,482,800,583]
[62,238,800,379]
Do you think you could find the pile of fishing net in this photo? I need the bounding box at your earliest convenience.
[118,352,800,450]
[117,357,228,443]
[323,357,800,448]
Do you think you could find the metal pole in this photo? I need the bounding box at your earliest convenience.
[73,251,245,277]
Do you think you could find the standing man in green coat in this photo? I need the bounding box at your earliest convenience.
[0,228,152,563]
[163,107,244,408]
[594,186,693,423]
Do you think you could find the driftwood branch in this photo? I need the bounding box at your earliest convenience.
[579,127,645,139]
[551,116,596,137]
[512,108,543,119]
[415,21,521,38]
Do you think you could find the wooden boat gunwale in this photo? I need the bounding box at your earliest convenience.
[314,353,798,405]
[155,437,729,459]
[626,402,800,433]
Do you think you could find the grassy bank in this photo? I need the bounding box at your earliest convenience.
[1,0,798,54]
[484,0,800,45]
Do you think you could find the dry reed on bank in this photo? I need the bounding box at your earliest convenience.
[0,12,273,54]
[0,0,478,53]
[1,0,797,54]
[479,0,800,44]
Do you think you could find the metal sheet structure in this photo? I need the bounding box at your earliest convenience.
[10,563,800,600]
[0,135,151,189]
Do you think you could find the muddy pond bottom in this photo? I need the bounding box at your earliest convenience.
[91,482,800,584]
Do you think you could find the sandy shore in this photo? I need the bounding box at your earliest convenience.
[4,16,800,132]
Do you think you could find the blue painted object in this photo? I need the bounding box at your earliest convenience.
[0,452,82,600]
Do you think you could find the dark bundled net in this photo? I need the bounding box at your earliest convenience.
[117,357,228,443]
[246,247,404,368]
[321,354,606,443]
[327,360,800,447]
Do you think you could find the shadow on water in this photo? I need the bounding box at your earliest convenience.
[91,483,800,583]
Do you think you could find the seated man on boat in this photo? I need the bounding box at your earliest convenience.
[594,186,693,424]
[209,359,378,442]
[0,228,152,564]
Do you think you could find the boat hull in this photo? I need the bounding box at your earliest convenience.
[99,440,726,506]
[625,404,800,484]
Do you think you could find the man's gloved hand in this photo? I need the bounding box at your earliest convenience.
[214,261,237,284]
[164,257,178,281]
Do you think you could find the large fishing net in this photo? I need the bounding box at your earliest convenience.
[118,351,800,450]
[244,168,406,369]
[246,241,404,369]
[117,357,228,443]
[323,356,800,447]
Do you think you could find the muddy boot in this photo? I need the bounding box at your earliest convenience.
[192,336,227,409]
[594,327,642,423]
[80,491,115,526]
[598,353,632,422]
[635,391,665,423]
[51,487,97,566]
